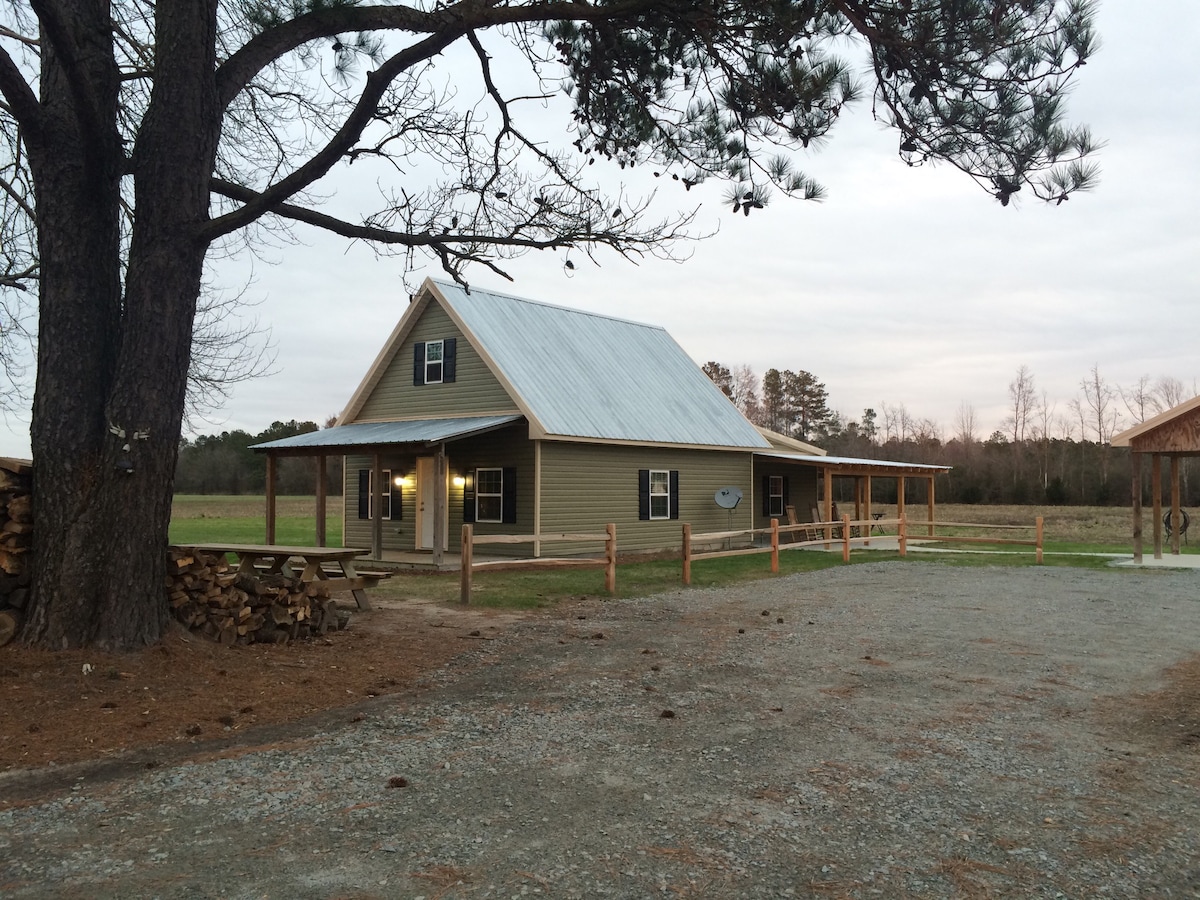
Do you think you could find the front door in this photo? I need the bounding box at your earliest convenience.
[416,456,436,549]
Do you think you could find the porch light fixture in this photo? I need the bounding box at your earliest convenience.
[452,475,466,488]
[395,475,412,488]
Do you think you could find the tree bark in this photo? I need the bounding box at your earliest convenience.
[21,0,221,649]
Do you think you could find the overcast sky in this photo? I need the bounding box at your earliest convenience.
[3,1,1197,458]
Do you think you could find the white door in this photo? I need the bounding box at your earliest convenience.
[416,456,436,549]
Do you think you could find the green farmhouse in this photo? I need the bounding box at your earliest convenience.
[253,279,947,563]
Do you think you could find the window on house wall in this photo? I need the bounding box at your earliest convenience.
[424,340,444,384]
[638,469,680,520]
[476,468,503,523]
[357,468,402,520]
[463,467,517,524]
[761,474,789,518]
[769,475,785,517]
[412,338,457,386]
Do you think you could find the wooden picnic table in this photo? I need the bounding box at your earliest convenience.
[187,544,379,610]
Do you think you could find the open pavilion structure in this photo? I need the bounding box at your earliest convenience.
[1111,396,1200,562]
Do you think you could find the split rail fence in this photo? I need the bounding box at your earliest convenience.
[682,515,907,585]
[460,514,1045,601]
[460,523,616,604]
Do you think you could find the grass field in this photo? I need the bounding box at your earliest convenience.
[168,496,1174,608]
[169,495,343,545]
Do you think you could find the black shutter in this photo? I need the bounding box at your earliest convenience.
[357,469,369,519]
[638,469,650,520]
[762,476,771,516]
[443,338,457,383]
[669,470,680,520]
[413,342,426,385]
[782,477,790,510]
[391,473,402,521]
[501,467,517,524]
[463,470,475,524]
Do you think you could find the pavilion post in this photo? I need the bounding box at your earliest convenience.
[1131,453,1143,563]
[897,476,906,531]
[926,476,936,538]
[265,454,277,544]
[315,453,327,547]
[1152,454,1163,559]
[1171,455,1182,556]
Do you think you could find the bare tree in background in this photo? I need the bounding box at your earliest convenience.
[1119,374,1155,424]
[730,365,760,423]
[1154,376,1190,413]
[953,401,978,458]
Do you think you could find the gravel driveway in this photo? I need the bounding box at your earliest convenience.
[3,562,1200,899]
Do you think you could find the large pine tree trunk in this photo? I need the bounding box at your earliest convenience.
[21,0,221,650]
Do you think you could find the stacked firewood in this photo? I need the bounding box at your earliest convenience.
[0,459,33,647]
[166,548,348,645]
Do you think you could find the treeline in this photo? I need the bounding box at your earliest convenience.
[703,361,1200,507]
[175,419,341,495]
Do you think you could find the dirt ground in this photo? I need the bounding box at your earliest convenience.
[0,591,526,774]
[4,562,1200,898]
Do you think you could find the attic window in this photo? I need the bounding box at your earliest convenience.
[412,338,456,386]
[425,339,444,384]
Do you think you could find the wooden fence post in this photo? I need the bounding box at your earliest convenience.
[898,516,907,558]
[460,524,473,605]
[682,524,692,585]
[770,518,779,574]
[605,523,617,594]
[842,514,851,563]
[1035,516,1044,565]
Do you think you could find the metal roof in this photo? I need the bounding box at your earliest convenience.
[755,450,950,472]
[432,280,769,449]
[251,415,524,451]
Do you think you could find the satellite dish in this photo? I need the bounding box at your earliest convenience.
[714,487,743,509]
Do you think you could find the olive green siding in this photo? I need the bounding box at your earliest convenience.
[751,461,820,532]
[537,442,755,557]
[342,424,532,552]
[354,303,518,421]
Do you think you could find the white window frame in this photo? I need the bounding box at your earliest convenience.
[768,475,784,517]
[649,469,671,520]
[424,339,444,384]
[475,467,503,523]
[364,468,393,520]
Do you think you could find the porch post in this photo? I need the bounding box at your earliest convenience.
[432,444,446,567]
[823,468,834,545]
[1131,452,1143,563]
[533,440,542,558]
[371,452,383,561]
[864,475,873,546]
[896,476,906,529]
[315,453,327,547]
[1152,453,1163,559]
[265,454,277,544]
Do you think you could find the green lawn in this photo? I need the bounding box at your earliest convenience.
[169,494,342,546]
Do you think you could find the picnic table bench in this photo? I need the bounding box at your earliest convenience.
[186,544,388,610]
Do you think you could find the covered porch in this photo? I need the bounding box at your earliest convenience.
[753,451,951,536]
[251,415,526,566]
